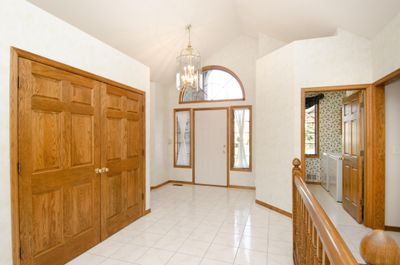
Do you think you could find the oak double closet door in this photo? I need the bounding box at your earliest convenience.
[18,58,145,265]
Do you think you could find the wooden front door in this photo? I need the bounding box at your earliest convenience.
[18,58,101,264]
[342,91,364,223]
[101,84,145,238]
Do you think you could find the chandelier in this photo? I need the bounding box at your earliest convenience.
[176,24,202,91]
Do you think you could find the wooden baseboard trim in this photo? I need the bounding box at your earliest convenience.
[144,209,151,215]
[255,199,292,218]
[385,225,400,232]
[151,180,256,191]
[170,180,194,185]
[305,181,321,185]
[194,183,227,188]
[150,180,170,190]
[229,185,256,190]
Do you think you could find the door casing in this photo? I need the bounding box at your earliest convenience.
[300,84,385,229]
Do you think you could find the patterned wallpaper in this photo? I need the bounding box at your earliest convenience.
[305,91,345,181]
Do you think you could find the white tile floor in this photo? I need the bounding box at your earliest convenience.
[67,184,293,265]
[308,184,400,263]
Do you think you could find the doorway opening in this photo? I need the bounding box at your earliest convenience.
[303,88,365,223]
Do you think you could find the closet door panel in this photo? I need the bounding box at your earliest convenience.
[18,58,101,265]
[101,84,144,238]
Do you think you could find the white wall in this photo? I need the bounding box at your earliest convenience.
[385,80,400,227]
[372,13,400,80]
[150,82,169,186]
[258,33,286,59]
[167,35,261,186]
[256,30,372,213]
[0,1,150,264]
[255,44,296,211]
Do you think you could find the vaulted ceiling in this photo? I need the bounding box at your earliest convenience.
[28,0,400,84]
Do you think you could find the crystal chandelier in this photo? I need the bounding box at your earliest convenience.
[176,24,202,91]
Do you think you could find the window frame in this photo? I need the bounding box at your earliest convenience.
[173,108,192,168]
[304,103,320,158]
[179,65,246,104]
[230,105,252,172]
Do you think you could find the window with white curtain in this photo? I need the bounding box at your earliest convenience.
[231,106,252,170]
[174,109,191,167]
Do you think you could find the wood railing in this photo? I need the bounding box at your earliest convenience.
[292,158,400,265]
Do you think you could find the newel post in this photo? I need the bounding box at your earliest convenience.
[292,158,302,178]
[360,230,400,265]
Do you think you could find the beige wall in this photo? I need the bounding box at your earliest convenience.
[163,34,286,187]
[372,13,400,80]
[255,30,372,213]
[168,35,260,186]
[385,79,400,227]
[150,82,169,186]
[255,11,400,215]
[0,1,150,264]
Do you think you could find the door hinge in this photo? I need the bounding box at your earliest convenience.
[17,162,21,175]
[19,247,23,260]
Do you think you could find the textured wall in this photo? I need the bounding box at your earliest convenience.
[150,82,169,186]
[385,80,400,227]
[256,30,372,213]
[0,1,150,263]
[372,13,400,80]
[168,35,261,186]
[305,91,345,181]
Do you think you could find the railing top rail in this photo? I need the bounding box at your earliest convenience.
[292,158,358,265]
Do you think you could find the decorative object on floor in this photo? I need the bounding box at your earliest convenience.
[360,230,400,265]
[176,24,202,92]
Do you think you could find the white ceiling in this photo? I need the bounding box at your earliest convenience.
[27,0,400,84]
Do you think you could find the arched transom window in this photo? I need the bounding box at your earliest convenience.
[179,65,245,103]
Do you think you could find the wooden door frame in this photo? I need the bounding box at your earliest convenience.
[300,83,386,229]
[371,68,400,231]
[10,47,146,265]
[192,107,230,187]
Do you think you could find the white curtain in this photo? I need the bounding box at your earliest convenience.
[234,109,248,168]
[176,111,190,166]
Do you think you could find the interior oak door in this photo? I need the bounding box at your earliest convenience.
[18,58,101,265]
[101,84,145,238]
[342,91,364,223]
[194,109,228,186]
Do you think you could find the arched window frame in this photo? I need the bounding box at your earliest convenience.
[179,65,246,104]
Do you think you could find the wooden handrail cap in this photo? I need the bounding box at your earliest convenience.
[360,230,400,265]
[292,158,301,167]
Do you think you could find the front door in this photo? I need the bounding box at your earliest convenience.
[342,91,364,223]
[18,58,101,264]
[194,109,228,186]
